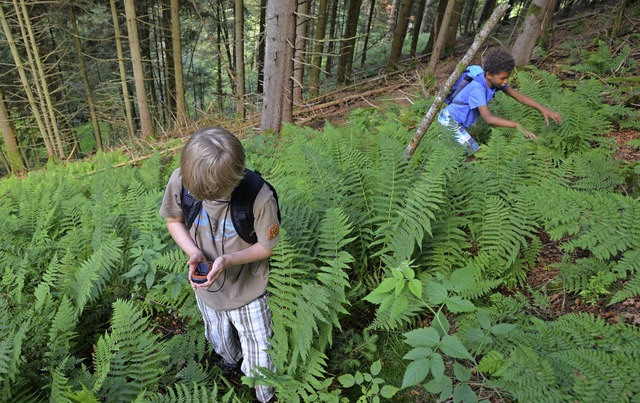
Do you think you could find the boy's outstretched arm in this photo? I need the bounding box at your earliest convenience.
[477,105,538,140]
[504,87,562,125]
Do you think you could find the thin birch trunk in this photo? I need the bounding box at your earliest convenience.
[293,0,310,105]
[360,0,377,67]
[404,3,509,158]
[235,0,245,118]
[309,0,328,97]
[70,0,102,150]
[124,0,154,139]
[16,0,65,159]
[171,0,187,127]
[110,0,136,141]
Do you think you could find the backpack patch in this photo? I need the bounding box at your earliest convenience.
[444,65,484,105]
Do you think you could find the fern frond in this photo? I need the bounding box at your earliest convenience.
[142,381,236,403]
[94,299,168,401]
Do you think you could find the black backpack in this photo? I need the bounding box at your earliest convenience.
[180,169,281,244]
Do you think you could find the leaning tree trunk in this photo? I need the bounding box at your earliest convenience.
[405,3,509,158]
[70,0,102,150]
[511,0,552,66]
[260,0,296,133]
[0,87,25,173]
[110,0,136,140]
[124,0,154,139]
[0,3,55,158]
[387,0,413,69]
[309,0,329,97]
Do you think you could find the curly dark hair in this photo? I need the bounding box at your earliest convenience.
[482,48,515,75]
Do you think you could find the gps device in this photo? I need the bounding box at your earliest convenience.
[191,261,212,284]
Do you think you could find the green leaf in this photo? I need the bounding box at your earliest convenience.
[364,292,390,304]
[370,360,382,376]
[401,358,431,388]
[380,385,399,398]
[426,282,448,305]
[425,375,452,395]
[394,279,405,296]
[431,352,445,379]
[446,266,475,292]
[445,296,476,313]
[390,295,409,318]
[374,278,398,294]
[404,327,440,348]
[391,267,404,280]
[401,263,415,280]
[453,383,477,403]
[477,310,491,330]
[433,311,450,336]
[490,323,516,336]
[408,279,422,299]
[338,374,355,387]
[372,395,380,403]
[355,371,364,384]
[440,335,473,360]
[364,373,373,382]
[453,362,472,382]
[404,347,433,360]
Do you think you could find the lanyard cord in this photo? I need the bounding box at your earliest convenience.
[193,202,230,292]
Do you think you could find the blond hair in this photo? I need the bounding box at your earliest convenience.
[180,127,245,200]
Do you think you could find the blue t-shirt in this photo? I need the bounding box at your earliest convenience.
[444,75,506,128]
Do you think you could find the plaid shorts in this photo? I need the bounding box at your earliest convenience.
[438,109,480,155]
[196,293,275,402]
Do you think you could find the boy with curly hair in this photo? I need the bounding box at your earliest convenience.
[438,47,562,154]
[159,127,279,402]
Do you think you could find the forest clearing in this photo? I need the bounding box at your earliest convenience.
[1,1,640,402]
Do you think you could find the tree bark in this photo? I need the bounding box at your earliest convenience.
[336,0,363,85]
[124,0,154,139]
[257,0,267,94]
[70,0,102,150]
[293,0,310,105]
[405,3,509,158]
[110,0,136,141]
[427,0,456,74]
[235,0,246,118]
[360,0,377,67]
[260,0,296,133]
[443,0,465,54]
[309,0,329,97]
[410,0,428,57]
[0,87,25,173]
[171,0,187,127]
[324,0,339,76]
[0,3,55,158]
[387,0,413,69]
[511,0,551,66]
[16,0,65,159]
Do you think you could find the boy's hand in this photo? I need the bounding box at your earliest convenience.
[194,255,228,290]
[187,250,206,289]
[516,123,538,140]
[541,107,562,125]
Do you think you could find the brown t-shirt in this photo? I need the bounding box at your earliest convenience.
[159,168,280,310]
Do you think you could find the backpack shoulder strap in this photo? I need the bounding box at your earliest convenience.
[231,169,278,244]
[180,186,202,230]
